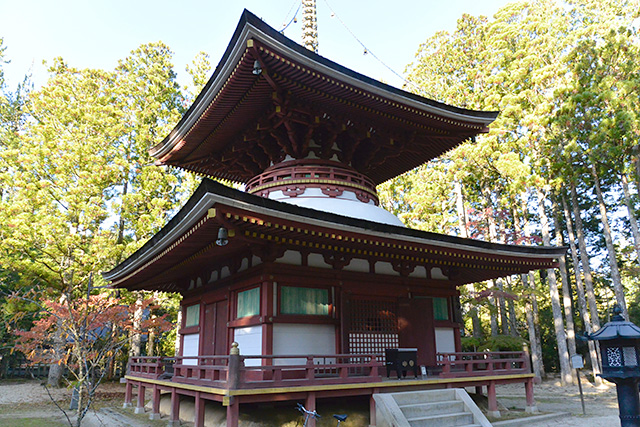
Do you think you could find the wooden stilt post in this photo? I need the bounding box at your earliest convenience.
[525,378,538,413]
[487,381,500,418]
[123,381,133,408]
[194,391,205,427]
[226,398,239,427]
[475,385,483,395]
[306,391,317,427]
[169,389,180,427]
[370,388,378,426]
[149,384,161,420]
[134,384,146,414]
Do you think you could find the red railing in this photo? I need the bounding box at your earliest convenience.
[240,354,381,387]
[127,351,531,387]
[436,351,531,378]
[128,356,165,379]
[128,353,381,388]
[172,356,230,386]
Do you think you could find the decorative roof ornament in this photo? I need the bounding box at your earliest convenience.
[302,0,318,53]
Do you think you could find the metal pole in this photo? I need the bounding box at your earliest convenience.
[576,368,585,415]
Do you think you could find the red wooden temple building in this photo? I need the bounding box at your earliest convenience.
[103,10,564,426]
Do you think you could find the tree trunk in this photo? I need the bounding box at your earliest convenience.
[553,200,577,356]
[621,172,640,262]
[590,163,628,320]
[130,293,144,357]
[522,273,544,380]
[455,180,482,337]
[537,188,573,385]
[520,192,545,377]
[570,182,601,330]
[484,188,504,335]
[561,192,602,385]
[174,307,183,356]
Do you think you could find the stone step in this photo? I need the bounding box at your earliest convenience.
[399,400,465,418]
[407,411,474,427]
[392,389,458,406]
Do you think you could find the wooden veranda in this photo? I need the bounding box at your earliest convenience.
[123,347,537,427]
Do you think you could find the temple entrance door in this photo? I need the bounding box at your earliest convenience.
[202,301,229,355]
[398,297,436,367]
[214,301,228,355]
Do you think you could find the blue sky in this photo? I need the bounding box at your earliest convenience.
[0,0,513,90]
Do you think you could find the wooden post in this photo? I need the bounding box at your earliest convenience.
[226,397,239,427]
[194,391,205,427]
[475,385,483,396]
[169,389,180,427]
[228,342,242,390]
[370,388,379,426]
[134,384,146,414]
[149,384,161,420]
[123,381,133,408]
[525,378,538,414]
[306,391,317,427]
[226,342,241,427]
[487,381,500,418]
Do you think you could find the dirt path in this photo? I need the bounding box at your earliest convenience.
[494,379,620,426]
[0,378,628,426]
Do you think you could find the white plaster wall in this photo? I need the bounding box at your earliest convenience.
[343,258,370,273]
[220,266,231,279]
[308,253,331,268]
[182,333,199,366]
[375,261,396,276]
[233,325,263,367]
[276,250,302,265]
[435,327,456,354]
[431,267,448,280]
[272,323,336,365]
[409,265,427,279]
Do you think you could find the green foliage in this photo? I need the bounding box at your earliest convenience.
[462,335,525,352]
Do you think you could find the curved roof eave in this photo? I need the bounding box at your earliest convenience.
[103,179,565,284]
[150,9,498,161]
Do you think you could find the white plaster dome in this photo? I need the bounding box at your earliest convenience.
[271,188,405,227]
[246,159,405,227]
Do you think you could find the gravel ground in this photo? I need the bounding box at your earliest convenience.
[0,378,628,426]
[493,378,620,427]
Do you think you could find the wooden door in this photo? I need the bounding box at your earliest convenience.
[201,301,229,355]
[398,297,436,367]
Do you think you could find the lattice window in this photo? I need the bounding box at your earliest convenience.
[348,299,398,356]
[624,347,638,367]
[607,347,622,367]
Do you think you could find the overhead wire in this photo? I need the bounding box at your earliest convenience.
[320,0,419,91]
[281,0,302,33]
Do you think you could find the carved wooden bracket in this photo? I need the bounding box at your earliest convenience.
[392,260,416,277]
[323,253,352,270]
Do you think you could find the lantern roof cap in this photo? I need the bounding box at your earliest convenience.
[586,304,640,341]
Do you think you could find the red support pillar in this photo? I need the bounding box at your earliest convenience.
[475,385,483,395]
[525,378,538,413]
[226,397,239,427]
[306,392,317,427]
[135,384,146,414]
[169,389,180,427]
[123,381,133,408]
[149,384,161,420]
[194,392,205,427]
[370,388,378,426]
[487,381,500,418]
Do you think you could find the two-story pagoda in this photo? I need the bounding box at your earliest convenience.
[104,10,564,427]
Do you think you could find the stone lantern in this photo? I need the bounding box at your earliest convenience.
[585,304,640,427]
